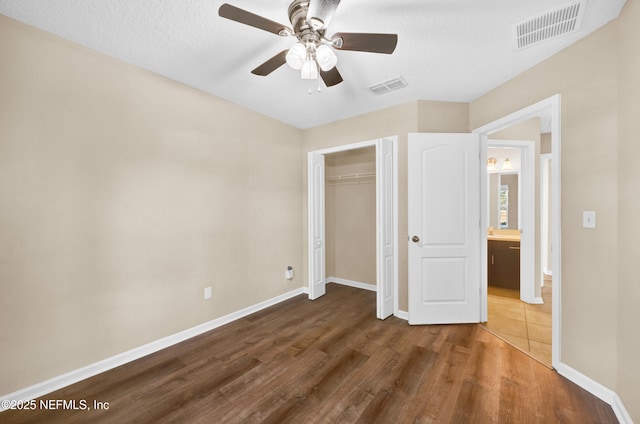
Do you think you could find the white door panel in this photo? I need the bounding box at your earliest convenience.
[308,152,325,300]
[377,137,396,319]
[408,133,480,324]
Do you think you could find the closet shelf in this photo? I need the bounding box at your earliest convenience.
[327,172,376,186]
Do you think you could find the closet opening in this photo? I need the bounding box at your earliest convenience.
[307,137,398,319]
[325,147,377,292]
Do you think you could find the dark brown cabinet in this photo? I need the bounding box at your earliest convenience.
[488,240,520,290]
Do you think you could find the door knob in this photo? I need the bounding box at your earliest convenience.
[411,235,420,243]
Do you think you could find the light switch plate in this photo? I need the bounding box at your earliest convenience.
[582,211,596,229]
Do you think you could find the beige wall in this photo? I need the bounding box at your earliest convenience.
[302,101,469,312]
[472,6,640,413]
[617,0,640,420]
[325,147,376,285]
[0,15,303,394]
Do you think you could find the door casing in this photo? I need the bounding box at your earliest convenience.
[473,94,562,369]
[307,137,399,319]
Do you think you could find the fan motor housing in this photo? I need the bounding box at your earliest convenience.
[288,0,313,34]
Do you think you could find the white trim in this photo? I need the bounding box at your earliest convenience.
[555,363,615,404]
[472,94,562,370]
[395,310,409,321]
[612,394,634,424]
[540,153,553,286]
[480,136,489,322]
[0,287,306,409]
[310,139,379,155]
[392,139,400,318]
[556,363,633,424]
[327,277,377,292]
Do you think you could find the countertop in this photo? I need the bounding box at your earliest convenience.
[487,233,521,242]
[487,229,520,241]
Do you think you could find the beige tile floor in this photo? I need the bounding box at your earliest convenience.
[481,278,553,368]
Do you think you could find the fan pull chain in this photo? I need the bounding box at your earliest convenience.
[307,78,322,95]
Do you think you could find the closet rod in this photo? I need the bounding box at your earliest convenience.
[326,172,376,181]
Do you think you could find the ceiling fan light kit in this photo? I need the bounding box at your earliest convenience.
[285,42,307,70]
[301,59,319,80]
[315,45,338,72]
[285,42,337,78]
[218,0,398,88]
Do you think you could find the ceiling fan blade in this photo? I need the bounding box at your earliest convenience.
[332,32,398,54]
[320,66,343,87]
[251,50,288,76]
[306,0,341,29]
[219,3,292,36]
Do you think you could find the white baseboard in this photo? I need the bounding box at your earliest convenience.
[556,362,633,424]
[395,310,409,321]
[0,287,306,410]
[327,277,377,292]
[611,393,634,424]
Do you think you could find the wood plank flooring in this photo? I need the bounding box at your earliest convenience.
[1,284,617,424]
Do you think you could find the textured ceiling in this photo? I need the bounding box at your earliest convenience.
[0,0,627,129]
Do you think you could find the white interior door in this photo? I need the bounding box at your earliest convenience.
[408,133,481,324]
[308,151,326,300]
[376,137,396,319]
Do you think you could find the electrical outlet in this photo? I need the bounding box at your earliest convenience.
[582,211,596,229]
[285,266,294,280]
[204,287,212,300]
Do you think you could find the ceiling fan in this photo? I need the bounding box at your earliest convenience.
[218,0,398,88]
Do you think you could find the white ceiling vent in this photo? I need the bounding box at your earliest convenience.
[513,1,585,49]
[368,76,408,95]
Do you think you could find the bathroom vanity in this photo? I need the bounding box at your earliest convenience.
[487,232,521,290]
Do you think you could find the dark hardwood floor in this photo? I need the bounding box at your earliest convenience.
[1,284,618,423]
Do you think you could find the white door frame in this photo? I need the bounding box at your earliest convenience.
[540,153,553,281]
[307,137,399,319]
[486,139,539,305]
[473,94,562,369]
